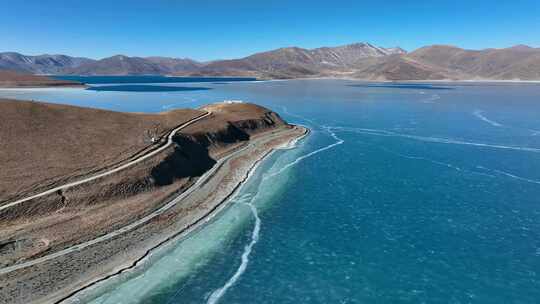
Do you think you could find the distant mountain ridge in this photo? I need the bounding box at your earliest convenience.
[406,45,540,80]
[189,43,406,78]
[0,52,93,74]
[68,55,203,75]
[2,42,540,80]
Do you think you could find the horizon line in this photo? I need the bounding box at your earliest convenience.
[2,42,538,62]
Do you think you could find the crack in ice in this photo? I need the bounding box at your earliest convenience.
[327,126,540,153]
[476,166,540,185]
[473,110,503,127]
[263,126,344,179]
[206,202,261,304]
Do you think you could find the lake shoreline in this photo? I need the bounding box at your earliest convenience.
[0,124,308,304]
[62,125,309,304]
[271,76,540,84]
[58,125,309,304]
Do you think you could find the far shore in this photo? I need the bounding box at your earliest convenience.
[1,76,539,95]
[277,76,540,84]
[0,85,87,91]
[0,70,87,89]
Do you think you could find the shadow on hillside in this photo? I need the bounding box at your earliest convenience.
[150,136,216,186]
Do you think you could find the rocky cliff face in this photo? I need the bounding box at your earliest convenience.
[185,110,285,151]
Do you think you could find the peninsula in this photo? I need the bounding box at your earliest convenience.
[0,99,307,304]
[0,70,83,88]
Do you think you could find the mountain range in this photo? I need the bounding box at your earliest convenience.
[2,42,540,80]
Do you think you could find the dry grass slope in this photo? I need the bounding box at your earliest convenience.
[0,99,202,201]
[0,70,82,87]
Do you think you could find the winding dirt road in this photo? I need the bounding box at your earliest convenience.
[0,139,253,275]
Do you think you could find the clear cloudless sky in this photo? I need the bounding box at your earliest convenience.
[2,0,540,61]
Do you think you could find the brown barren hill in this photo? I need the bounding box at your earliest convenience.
[0,99,304,304]
[352,55,451,80]
[0,70,83,87]
[0,99,202,201]
[183,101,287,146]
[407,45,540,80]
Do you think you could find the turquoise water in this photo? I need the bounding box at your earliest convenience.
[2,80,540,303]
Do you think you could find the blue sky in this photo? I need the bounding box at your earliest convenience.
[2,0,539,61]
